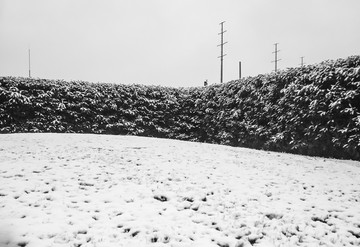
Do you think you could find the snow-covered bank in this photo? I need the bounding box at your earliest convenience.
[0,133,359,247]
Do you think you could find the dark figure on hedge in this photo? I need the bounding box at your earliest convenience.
[204,80,208,87]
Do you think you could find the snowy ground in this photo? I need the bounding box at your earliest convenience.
[0,133,359,247]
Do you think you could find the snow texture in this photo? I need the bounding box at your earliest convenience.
[0,133,359,247]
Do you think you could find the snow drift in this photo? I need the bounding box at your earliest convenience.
[0,133,359,247]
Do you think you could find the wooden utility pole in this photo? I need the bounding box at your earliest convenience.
[272,43,280,72]
[300,56,305,67]
[239,61,242,79]
[28,48,31,78]
[218,21,227,83]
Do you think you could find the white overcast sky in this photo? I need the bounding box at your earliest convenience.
[1,0,360,87]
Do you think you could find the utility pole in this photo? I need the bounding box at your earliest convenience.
[239,61,242,79]
[272,43,280,72]
[300,56,305,67]
[28,48,31,78]
[218,21,227,83]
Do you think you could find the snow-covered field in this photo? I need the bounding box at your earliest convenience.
[0,133,359,247]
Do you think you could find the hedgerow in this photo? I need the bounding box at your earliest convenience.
[1,55,359,160]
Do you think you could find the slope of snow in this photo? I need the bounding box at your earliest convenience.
[0,133,359,247]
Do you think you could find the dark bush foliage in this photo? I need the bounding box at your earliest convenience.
[1,55,359,160]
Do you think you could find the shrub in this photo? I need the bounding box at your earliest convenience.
[1,55,359,160]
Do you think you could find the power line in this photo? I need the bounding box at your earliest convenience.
[272,43,281,72]
[218,21,227,83]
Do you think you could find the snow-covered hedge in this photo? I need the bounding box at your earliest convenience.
[194,56,360,160]
[1,55,359,160]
